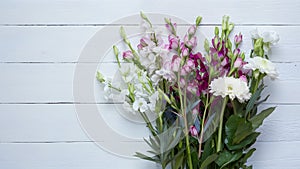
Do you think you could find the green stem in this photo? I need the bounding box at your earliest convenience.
[185,133,193,169]
[217,97,228,152]
[177,72,193,169]
[231,99,237,115]
[198,105,208,158]
[139,111,156,136]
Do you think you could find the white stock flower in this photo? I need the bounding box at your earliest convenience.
[244,57,279,79]
[114,89,129,102]
[210,77,251,103]
[132,98,148,112]
[119,63,136,82]
[148,91,159,112]
[122,102,135,114]
[150,74,161,85]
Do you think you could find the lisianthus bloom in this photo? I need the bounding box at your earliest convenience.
[250,29,280,45]
[209,77,251,103]
[244,56,279,79]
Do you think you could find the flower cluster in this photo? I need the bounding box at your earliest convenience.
[97,13,279,169]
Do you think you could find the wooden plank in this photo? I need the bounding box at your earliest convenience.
[0,63,299,103]
[0,142,158,169]
[0,26,299,62]
[0,141,298,169]
[249,141,300,168]
[0,104,298,142]
[0,0,299,24]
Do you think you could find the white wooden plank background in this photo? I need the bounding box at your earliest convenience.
[0,0,299,168]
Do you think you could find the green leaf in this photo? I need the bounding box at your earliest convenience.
[216,150,243,168]
[225,115,253,145]
[240,148,256,164]
[200,153,218,169]
[203,98,223,142]
[173,151,184,169]
[249,107,275,130]
[134,152,159,163]
[226,132,260,150]
[246,84,264,116]
[167,148,185,168]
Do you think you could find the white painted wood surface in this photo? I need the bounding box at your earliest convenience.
[0,0,299,168]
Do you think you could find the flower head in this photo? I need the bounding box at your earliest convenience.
[132,98,148,113]
[250,28,280,45]
[234,33,243,45]
[244,57,279,79]
[209,77,251,103]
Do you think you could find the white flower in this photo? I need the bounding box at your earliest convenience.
[210,77,251,103]
[122,102,134,114]
[114,89,129,102]
[250,28,280,45]
[132,98,148,112]
[244,57,279,79]
[103,77,113,100]
[150,74,161,85]
[119,63,136,83]
[148,91,159,112]
[250,28,260,39]
[261,31,280,45]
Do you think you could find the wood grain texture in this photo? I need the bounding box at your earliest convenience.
[0,0,299,168]
[0,0,300,24]
[0,63,299,103]
[0,26,299,62]
[0,104,299,142]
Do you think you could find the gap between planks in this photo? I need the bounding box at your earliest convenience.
[1,24,300,27]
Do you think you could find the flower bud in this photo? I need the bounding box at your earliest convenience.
[233,48,240,56]
[234,33,243,45]
[196,16,202,26]
[188,25,196,36]
[181,47,189,57]
[96,72,105,83]
[204,39,210,53]
[214,27,219,36]
[122,50,133,59]
[228,23,234,32]
[221,57,229,66]
[213,36,219,49]
[189,126,198,137]
[254,39,265,57]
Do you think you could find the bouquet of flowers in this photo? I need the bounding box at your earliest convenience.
[97,12,279,169]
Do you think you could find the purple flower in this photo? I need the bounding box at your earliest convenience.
[189,126,198,137]
[168,35,179,49]
[234,33,243,45]
[122,50,133,59]
[188,25,196,36]
[234,57,243,68]
[233,48,240,56]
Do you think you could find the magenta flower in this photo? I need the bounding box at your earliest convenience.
[239,75,248,83]
[189,126,198,137]
[122,50,133,59]
[168,35,179,49]
[188,25,196,36]
[234,33,243,45]
[234,57,243,68]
